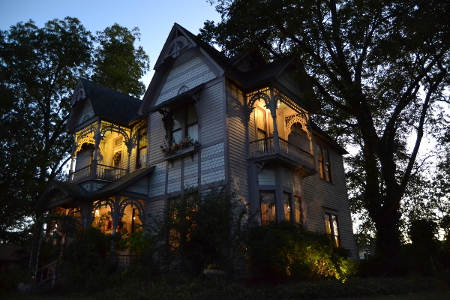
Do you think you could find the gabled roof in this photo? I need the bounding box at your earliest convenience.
[140,23,314,114]
[69,78,142,129]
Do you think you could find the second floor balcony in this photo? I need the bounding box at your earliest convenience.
[249,137,315,174]
[69,163,128,183]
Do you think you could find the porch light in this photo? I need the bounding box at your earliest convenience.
[277,100,281,108]
[95,209,100,217]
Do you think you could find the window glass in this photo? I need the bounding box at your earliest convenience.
[186,104,198,124]
[317,144,332,182]
[187,123,198,141]
[170,103,198,145]
[294,196,301,224]
[283,192,291,222]
[324,212,340,247]
[136,127,147,169]
[260,191,276,224]
[255,107,267,140]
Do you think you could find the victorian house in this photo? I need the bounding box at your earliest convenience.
[37,23,357,264]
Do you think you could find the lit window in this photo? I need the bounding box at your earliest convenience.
[324,212,340,247]
[317,144,332,182]
[283,192,291,222]
[260,191,276,224]
[294,196,302,224]
[284,193,302,224]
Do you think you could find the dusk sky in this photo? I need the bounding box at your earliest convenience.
[0,0,221,88]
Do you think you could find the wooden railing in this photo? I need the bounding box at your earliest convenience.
[249,137,314,169]
[69,164,127,182]
[116,255,140,269]
[33,260,60,290]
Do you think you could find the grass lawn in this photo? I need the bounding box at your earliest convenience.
[2,289,450,300]
[2,278,449,300]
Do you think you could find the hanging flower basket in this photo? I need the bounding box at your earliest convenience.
[113,151,122,165]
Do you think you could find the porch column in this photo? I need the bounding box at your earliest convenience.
[68,139,77,181]
[269,89,280,153]
[91,122,102,180]
[110,195,121,265]
[81,202,94,229]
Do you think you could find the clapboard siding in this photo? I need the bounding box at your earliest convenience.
[78,100,94,125]
[303,140,356,258]
[201,142,225,185]
[148,112,166,165]
[155,50,217,106]
[148,162,166,197]
[199,81,225,144]
[226,82,249,200]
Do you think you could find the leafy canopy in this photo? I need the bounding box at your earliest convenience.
[0,17,150,243]
[202,0,450,270]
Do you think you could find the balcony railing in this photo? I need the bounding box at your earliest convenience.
[69,164,128,183]
[249,137,314,169]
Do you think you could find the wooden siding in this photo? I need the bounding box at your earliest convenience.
[200,142,225,185]
[148,162,167,197]
[155,49,217,106]
[226,82,250,199]
[167,158,182,193]
[125,177,148,195]
[278,72,301,97]
[303,141,357,258]
[258,169,275,186]
[199,81,225,144]
[184,153,199,188]
[148,112,166,165]
[78,100,94,125]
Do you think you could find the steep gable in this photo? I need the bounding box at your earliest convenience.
[141,24,226,114]
[67,78,143,132]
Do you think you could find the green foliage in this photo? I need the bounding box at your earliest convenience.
[92,24,150,97]
[91,275,439,300]
[402,219,440,275]
[0,17,149,244]
[158,187,249,276]
[60,227,115,294]
[247,221,356,283]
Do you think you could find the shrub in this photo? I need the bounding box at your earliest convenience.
[247,221,356,283]
[60,227,115,294]
[156,187,249,276]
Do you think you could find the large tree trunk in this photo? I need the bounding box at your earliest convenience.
[373,207,403,275]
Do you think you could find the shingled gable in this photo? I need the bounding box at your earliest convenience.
[68,78,142,132]
[139,23,315,115]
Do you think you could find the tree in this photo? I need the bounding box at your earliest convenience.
[202,0,450,273]
[0,17,150,243]
[92,24,150,97]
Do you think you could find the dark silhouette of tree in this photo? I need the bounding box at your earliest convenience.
[202,0,450,273]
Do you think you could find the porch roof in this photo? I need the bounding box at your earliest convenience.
[36,166,155,213]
